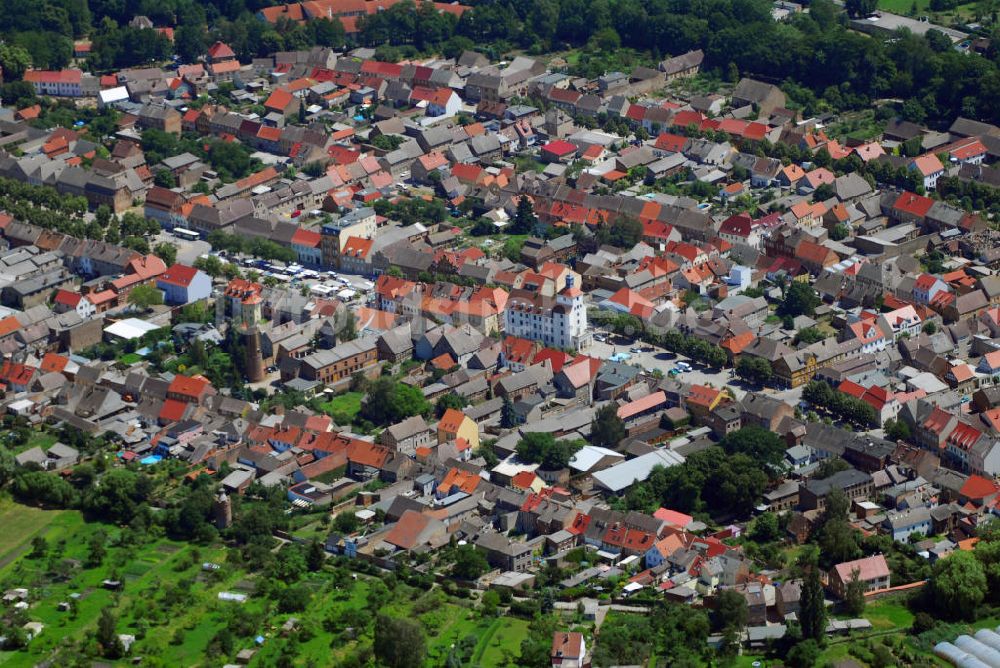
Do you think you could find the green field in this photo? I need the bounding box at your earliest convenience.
[876,0,930,13]
[314,391,363,424]
[0,500,65,566]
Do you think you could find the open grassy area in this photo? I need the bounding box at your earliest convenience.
[118,353,142,365]
[0,498,533,667]
[876,0,930,13]
[477,617,531,665]
[0,499,67,567]
[864,599,915,630]
[314,391,363,424]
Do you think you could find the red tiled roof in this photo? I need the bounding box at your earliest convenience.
[384,509,430,550]
[893,191,934,218]
[39,353,69,374]
[168,374,211,400]
[25,69,83,84]
[291,227,321,248]
[207,41,236,60]
[265,88,295,112]
[159,398,188,423]
[158,263,200,288]
[541,140,577,157]
[960,474,1000,500]
[438,407,468,433]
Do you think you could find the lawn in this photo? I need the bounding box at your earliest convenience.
[864,599,915,630]
[877,0,930,12]
[118,353,142,365]
[314,391,363,424]
[7,431,60,456]
[0,499,66,566]
[477,617,530,666]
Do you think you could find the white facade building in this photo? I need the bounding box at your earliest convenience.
[504,279,590,350]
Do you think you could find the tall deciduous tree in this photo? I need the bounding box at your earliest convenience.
[845,569,866,616]
[931,551,986,620]
[800,563,826,641]
[591,403,626,449]
[374,614,427,668]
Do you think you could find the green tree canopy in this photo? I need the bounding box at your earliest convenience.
[931,551,986,620]
[516,432,582,470]
[359,377,431,426]
[128,284,164,310]
[778,282,820,318]
[374,614,427,668]
[591,403,626,449]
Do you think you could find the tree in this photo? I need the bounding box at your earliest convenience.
[510,196,538,234]
[718,426,786,471]
[153,169,177,188]
[595,217,643,248]
[736,356,772,386]
[128,284,163,310]
[359,377,430,426]
[779,282,820,318]
[931,551,986,620]
[885,419,911,442]
[0,448,15,487]
[337,310,357,343]
[153,242,177,267]
[374,614,426,668]
[749,512,782,543]
[174,25,207,63]
[12,471,77,507]
[0,80,37,107]
[712,589,748,633]
[0,44,32,80]
[276,584,311,613]
[435,393,467,418]
[800,564,826,641]
[208,141,254,181]
[333,511,360,535]
[500,395,518,428]
[516,432,582,470]
[480,588,500,617]
[97,606,124,658]
[845,569,866,616]
[787,639,821,668]
[591,404,625,449]
[452,545,489,580]
[794,327,826,345]
[83,468,151,524]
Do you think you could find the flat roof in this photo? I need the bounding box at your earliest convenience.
[104,318,162,340]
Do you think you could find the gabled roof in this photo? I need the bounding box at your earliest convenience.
[207,41,236,60]
[157,263,200,288]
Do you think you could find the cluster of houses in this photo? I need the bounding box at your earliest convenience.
[4,34,1000,661]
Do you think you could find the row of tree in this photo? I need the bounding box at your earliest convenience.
[802,380,879,428]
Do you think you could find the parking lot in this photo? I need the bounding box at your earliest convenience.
[587,332,804,407]
[154,230,210,266]
[586,336,748,398]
